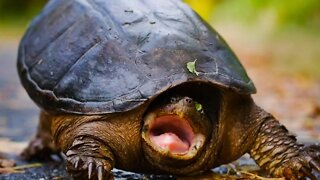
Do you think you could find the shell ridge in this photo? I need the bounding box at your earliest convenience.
[196,56,219,76]
[20,46,60,102]
[137,89,147,99]
[27,20,78,73]
[52,39,102,92]
[198,58,253,86]
[90,82,143,101]
[112,74,180,106]
[200,71,254,88]
[112,84,144,101]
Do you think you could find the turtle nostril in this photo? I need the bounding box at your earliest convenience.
[184,97,193,105]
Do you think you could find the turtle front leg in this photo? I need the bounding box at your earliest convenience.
[65,136,115,180]
[250,115,320,179]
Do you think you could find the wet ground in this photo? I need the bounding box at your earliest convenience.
[0,152,267,180]
[0,28,319,179]
[0,40,38,142]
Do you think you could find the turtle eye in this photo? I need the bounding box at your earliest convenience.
[170,97,178,104]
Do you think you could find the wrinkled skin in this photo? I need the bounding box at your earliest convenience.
[22,85,320,180]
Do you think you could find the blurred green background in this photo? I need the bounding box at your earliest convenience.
[0,0,47,33]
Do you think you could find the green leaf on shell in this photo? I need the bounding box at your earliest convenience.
[187,59,199,76]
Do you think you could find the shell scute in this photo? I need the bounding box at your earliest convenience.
[18,0,255,114]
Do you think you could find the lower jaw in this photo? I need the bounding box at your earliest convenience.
[142,134,206,168]
[154,133,205,158]
[141,127,219,175]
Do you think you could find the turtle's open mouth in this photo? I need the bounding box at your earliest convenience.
[143,114,205,157]
[149,115,194,154]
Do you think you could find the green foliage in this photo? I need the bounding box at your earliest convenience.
[213,0,320,29]
[0,0,47,27]
[184,0,219,20]
[0,0,47,17]
[2,0,319,30]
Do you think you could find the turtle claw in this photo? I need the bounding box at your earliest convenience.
[98,166,105,180]
[66,152,112,180]
[88,162,94,179]
[74,158,80,169]
[277,144,320,180]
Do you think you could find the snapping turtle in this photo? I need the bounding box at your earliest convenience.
[18,0,320,179]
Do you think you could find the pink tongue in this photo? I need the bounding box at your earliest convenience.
[151,133,189,153]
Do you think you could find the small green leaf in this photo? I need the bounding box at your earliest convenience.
[187,59,199,76]
[195,102,203,112]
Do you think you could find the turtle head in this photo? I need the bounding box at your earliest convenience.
[142,96,212,171]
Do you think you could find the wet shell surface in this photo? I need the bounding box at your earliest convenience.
[17,0,255,114]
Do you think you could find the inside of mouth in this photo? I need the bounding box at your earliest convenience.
[148,115,195,154]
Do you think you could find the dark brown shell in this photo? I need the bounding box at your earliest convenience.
[17,0,256,114]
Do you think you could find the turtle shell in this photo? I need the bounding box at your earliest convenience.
[17,0,256,114]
